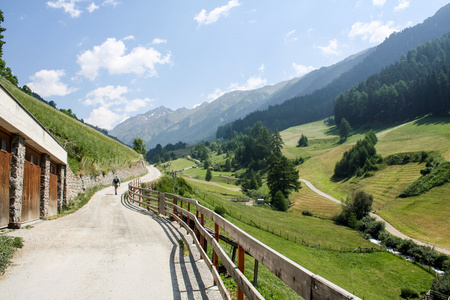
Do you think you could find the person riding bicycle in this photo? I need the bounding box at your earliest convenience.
[113,175,121,195]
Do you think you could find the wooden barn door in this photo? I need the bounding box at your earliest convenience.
[22,148,41,223]
[48,163,58,217]
[0,130,11,228]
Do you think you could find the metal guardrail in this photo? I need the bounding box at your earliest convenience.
[128,180,361,300]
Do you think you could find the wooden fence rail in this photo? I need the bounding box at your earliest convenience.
[128,180,361,300]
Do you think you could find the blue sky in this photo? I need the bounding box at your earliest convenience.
[2,0,449,130]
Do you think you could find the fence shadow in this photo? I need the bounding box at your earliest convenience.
[120,195,213,300]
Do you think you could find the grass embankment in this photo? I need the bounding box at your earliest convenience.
[172,173,434,300]
[283,116,450,249]
[1,77,143,174]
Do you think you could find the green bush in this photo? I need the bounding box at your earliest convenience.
[401,162,450,197]
[400,287,418,299]
[359,215,385,239]
[214,206,226,216]
[302,210,314,216]
[0,236,23,274]
[432,274,450,296]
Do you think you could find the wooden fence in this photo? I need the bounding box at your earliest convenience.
[128,180,361,300]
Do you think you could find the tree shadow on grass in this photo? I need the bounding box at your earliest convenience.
[413,115,450,126]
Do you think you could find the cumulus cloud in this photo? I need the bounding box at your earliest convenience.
[292,63,317,77]
[394,0,410,11]
[318,39,341,56]
[372,0,386,6]
[27,69,77,97]
[207,88,226,102]
[124,98,154,113]
[87,2,99,13]
[84,106,126,130]
[82,85,154,129]
[229,76,267,91]
[83,85,128,107]
[194,0,240,25]
[77,37,172,80]
[348,20,399,43]
[152,38,167,45]
[47,0,83,18]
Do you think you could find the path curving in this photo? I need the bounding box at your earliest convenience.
[299,179,450,255]
[0,166,222,299]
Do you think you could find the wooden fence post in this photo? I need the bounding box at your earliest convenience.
[254,260,259,287]
[158,192,165,216]
[237,244,245,300]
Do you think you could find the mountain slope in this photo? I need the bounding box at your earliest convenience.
[220,3,450,137]
[111,46,372,148]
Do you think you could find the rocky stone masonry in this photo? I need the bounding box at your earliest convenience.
[65,160,147,201]
[40,154,50,218]
[9,134,26,228]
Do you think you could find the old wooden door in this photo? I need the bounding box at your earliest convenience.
[21,160,41,222]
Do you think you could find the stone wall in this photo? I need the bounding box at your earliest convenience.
[65,160,147,201]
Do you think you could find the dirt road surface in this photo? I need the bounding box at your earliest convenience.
[0,166,222,299]
[299,178,450,255]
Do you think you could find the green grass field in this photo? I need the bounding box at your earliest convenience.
[186,179,434,300]
[1,77,142,174]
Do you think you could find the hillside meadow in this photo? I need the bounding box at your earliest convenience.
[162,157,435,299]
[1,77,142,174]
[283,116,450,249]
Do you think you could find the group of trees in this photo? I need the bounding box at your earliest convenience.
[191,122,301,211]
[335,33,450,126]
[146,141,186,163]
[334,130,380,178]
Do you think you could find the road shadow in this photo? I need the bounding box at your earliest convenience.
[120,195,213,300]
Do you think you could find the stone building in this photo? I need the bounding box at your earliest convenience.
[0,83,67,228]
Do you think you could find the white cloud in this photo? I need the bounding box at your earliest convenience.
[207,88,226,102]
[83,85,154,129]
[124,98,154,113]
[285,30,298,44]
[84,106,125,130]
[194,0,240,25]
[152,38,167,45]
[47,0,82,18]
[372,0,386,6]
[27,69,77,97]
[292,63,317,77]
[394,0,410,11]
[77,37,172,80]
[102,0,120,7]
[123,35,134,41]
[318,39,341,56]
[83,85,128,107]
[258,64,265,73]
[348,20,399,43]
[87,2,99,13]
[229,76,267,91]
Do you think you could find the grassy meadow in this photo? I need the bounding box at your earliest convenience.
[283,116,450,249]
[177,173,434,300]
[154,116,450,298]
[1,77,143,174]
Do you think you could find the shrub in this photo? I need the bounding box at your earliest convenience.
[431,274,450,296]
[272,190,289,212]
[302,210,313,217]
[359,216,385,239]
[214,206,226,216]
[0,236,23,274]
[400,287,419,299]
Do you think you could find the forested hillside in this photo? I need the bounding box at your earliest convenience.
[217,4,450,139]
[334,34,450,125]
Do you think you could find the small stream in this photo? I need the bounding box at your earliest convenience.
[369,238,446,276]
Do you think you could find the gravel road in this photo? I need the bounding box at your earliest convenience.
[0,166,222,299]
[299,178,450,255]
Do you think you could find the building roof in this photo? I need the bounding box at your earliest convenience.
[0,83,67,165]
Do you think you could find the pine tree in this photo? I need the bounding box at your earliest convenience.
[205,168,212,181]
